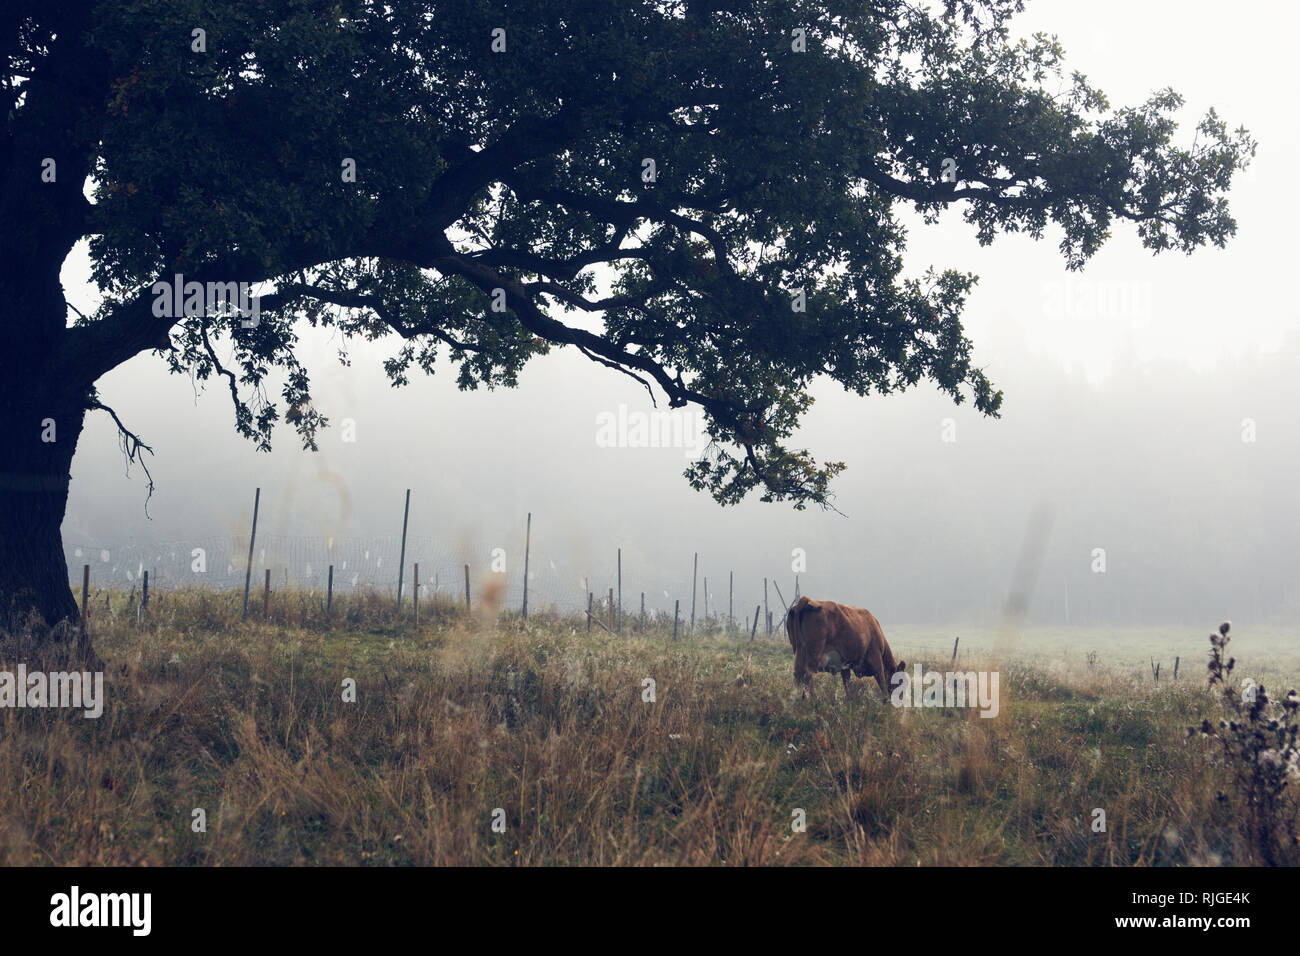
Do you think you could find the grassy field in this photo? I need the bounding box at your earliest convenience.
[1,590,1297,866]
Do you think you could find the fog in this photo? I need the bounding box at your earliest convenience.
[57,0,1300,631]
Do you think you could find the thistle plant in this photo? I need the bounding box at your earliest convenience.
[1188,622,1300,865]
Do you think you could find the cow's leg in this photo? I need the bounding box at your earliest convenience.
[841,669,853,698]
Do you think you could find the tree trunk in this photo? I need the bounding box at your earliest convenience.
[0,381,86,635]
[0,4,107,650]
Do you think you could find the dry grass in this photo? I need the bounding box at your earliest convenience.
[0,589,1294,865]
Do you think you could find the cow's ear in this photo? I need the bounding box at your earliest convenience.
[895,659,907,673]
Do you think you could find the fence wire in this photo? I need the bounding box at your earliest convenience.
[62,535,776,630]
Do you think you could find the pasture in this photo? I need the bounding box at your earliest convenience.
[1,591,1296,866]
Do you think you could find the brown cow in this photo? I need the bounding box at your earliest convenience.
[786,596,905,700]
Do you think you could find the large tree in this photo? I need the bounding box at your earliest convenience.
[1,0,1252,634]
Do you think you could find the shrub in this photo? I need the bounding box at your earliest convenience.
[1188,621,1300,864]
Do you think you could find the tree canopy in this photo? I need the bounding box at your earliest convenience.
[0,0,1252,628]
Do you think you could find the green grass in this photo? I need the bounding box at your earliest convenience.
[0,589,1295,865]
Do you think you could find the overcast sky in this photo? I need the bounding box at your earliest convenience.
[58,1,1300,629]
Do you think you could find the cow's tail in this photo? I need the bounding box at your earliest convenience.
[785,596,811,651]
[787,597,817,696]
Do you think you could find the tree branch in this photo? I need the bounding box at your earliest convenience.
[87,398,156,513]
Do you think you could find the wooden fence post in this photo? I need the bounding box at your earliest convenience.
[80,564,89,640]
[750,604,760,641]
[397,488,410,611]
[673,599,679,642]
[952,636,960,661]
[414,563,420,626]
[640,592,645,630]
[263,568,271,618]
[522,512,531,619]
[772,580,789,617]
[326,565,334,620]
[464,564,471,610]
[242,487,260,619]
[764,578,769,635]
[142,569,149,612]
[690,552,698,634]
[587,592,593,633]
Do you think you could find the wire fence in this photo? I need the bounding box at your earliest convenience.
[62,531,783,635]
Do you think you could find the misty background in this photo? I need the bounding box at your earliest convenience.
[57,1,1300,631]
